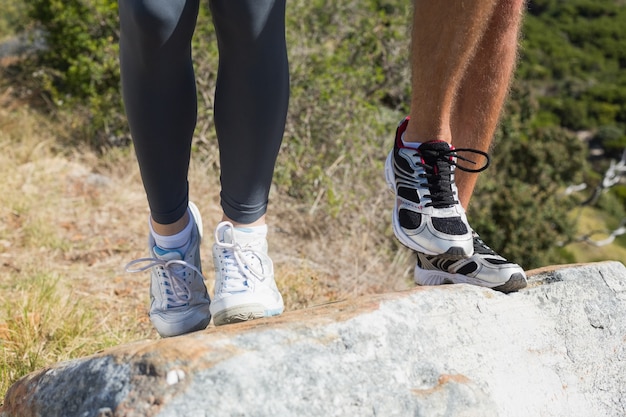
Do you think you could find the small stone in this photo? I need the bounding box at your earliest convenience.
[166,369,185,386]
[95,408,113,417]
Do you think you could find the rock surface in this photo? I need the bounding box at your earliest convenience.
[2,261,625,417]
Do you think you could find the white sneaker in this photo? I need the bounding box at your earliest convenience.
[210,221,284,326]
[385,117,490,257]
[126,202,211,337]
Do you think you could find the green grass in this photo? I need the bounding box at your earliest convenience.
[565,206,626,264]
[0,1,25,40]
[0,106,152,403]
[0,271,124,397]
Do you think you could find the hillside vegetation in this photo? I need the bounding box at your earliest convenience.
[1,0,626,400]
[10,0,625,267]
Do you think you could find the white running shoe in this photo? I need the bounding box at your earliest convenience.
[210,221,284,326]
[126,202,211,337]
[385,117,490,257]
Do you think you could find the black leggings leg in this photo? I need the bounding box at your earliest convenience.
[119,0,199,225]
[210,0,289,224]
[119,0,289,225]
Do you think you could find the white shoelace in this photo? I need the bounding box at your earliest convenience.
[126,257,205,308]
[214,222,273,294]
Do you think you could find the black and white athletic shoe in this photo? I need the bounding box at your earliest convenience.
[385,117,489,257]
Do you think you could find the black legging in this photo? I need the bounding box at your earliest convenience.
[119,0,289,225]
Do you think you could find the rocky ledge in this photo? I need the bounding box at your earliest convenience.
[1,261,625,417]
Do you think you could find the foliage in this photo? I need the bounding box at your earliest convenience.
[469,114,588,268]
[521,0,626,135]
[7,0,626,268]
[23,0,123,147]
[592,125,626,157]
[0,272,123,397]
[276,0,410,206]
[613,184,626,208]
[0,1,25,38]
[597,189,626,223]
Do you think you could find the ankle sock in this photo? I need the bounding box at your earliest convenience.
[217,223,268,249]
[150,208,195,254]
[233,224,268,236]
[232,224,268,253]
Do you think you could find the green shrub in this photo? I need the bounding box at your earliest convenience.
[0,1,26,38]
[24,0,122,147]
[520,0,626,131]
[468,118,587,269]
[592,125,626,157]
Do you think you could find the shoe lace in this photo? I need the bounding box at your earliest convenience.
[416,146,490,208]
[215,223,272,295]
[125,257,205,308]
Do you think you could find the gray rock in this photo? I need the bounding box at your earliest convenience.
[2,261,625,417]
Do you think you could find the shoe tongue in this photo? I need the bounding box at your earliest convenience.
[418,141,455,174]
[234,229,260,244]
[419,140,452,154]
[220,226,267,248]
[219,228,256,245]
[153,246,184,261]
[218,227,235,244]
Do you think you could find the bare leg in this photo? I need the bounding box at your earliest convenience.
[151,211,190,236]
[399,1,528,291]
[452,0,525,208]
[405,0,498,144]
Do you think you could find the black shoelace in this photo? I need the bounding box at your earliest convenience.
[417,147,490,208]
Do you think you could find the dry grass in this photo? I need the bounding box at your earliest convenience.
[0,82,414,399]
[0,98,151,397]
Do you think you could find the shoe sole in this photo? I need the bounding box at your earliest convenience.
[212,303,283,326]
[492,274,528,293]
[414,267,527,294]
[150,309,211,338]
[384,152,471,258]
